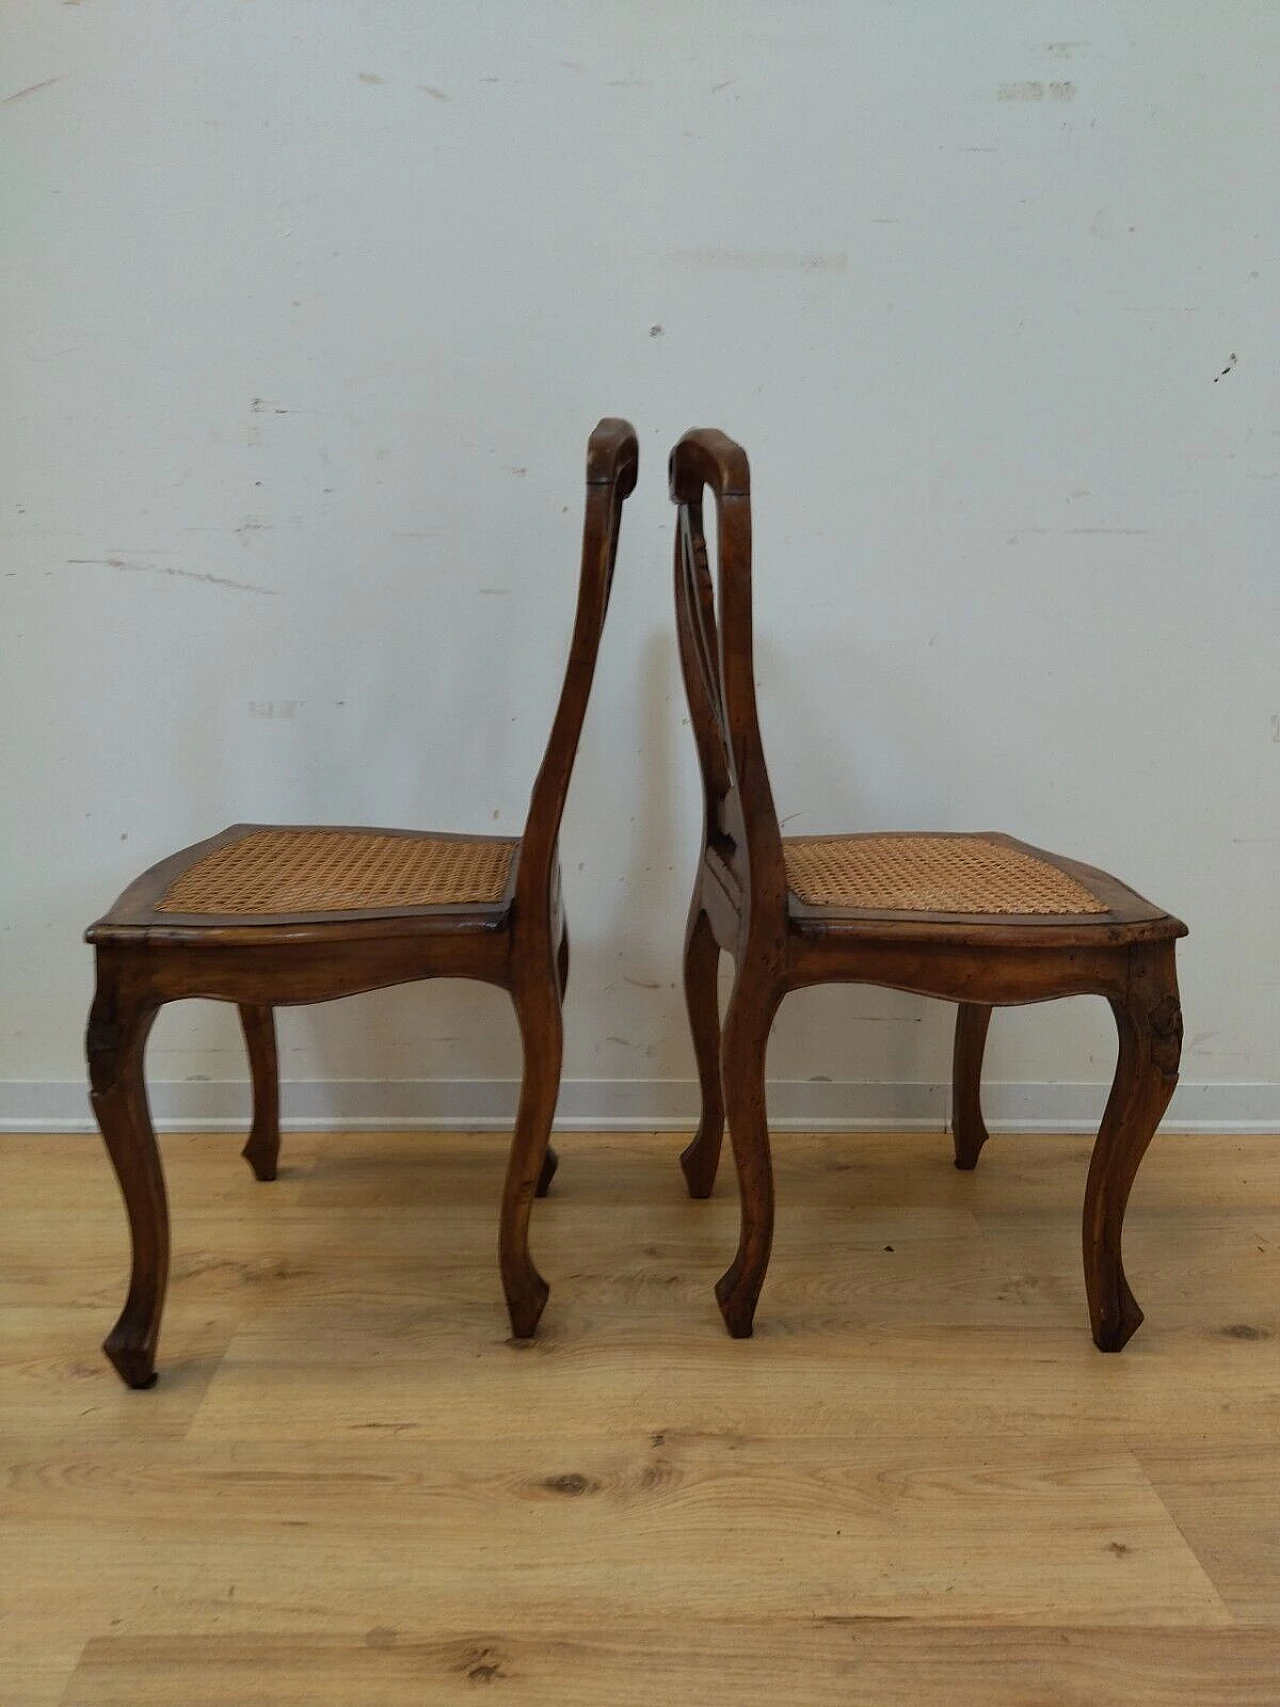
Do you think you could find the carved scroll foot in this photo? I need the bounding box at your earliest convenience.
[714,978,782,1339]
[1084,948,1181,1351]
[88,973,166,1389]
[239,1004,280,1182]
[952,1002,993,1170]
[680,904,725,1199]
[500,969,562,1337]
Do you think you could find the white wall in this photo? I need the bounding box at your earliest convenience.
[3,1,1277,1132]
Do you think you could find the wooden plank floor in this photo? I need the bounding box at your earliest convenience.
[3,1128,1278,1705]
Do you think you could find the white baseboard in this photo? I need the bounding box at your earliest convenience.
[3,1078,1279,1134]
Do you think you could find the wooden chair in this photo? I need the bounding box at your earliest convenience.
[86,419,638,1387]
[670,427,1186,1351]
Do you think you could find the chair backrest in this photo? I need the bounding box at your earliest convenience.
[669,429,787,949]
[517,418,638,932]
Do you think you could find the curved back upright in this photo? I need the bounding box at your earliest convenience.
[516,419,638,938]
[669,429,787,955]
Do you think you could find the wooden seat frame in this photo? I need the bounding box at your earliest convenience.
[670,427,1187,1350]
[86,419,638,1387]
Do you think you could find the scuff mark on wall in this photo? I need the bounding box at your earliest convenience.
[252,398,319,416]
[670,248,847,273]
[67,557,279,596]
[3,76,61,104]
[1005,526,1148,544]
[998,81,1075,102]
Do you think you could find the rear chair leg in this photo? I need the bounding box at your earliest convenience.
[714,976,783,1338]
[1084,947,1181,1351]
[500,965,563,1337]
[952,1002,993,1170]
[535,930,570,1200]
[239,1004,280,1182]
[88,973,167,1389]
[680,903,725,1198]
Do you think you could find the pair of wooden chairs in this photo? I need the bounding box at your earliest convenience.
[87,420,1185,1387]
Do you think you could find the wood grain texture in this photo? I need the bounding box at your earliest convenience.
[1137,1447,1280,1625]
[55,1626,1280,1707]
[2,1129,1277,1706]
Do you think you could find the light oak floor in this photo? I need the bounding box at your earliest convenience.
[3,1128,1279,1705]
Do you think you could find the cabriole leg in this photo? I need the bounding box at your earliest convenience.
[534,929,570,1200]
[545,927,574,1195]
[1084,947,1182,1351]
[680,903,725,1198]
[500,966,563,1337]
[239,1004,280,1182]
[87,972,166,1389]
[952,1002,993,1170]
[536,1144,559,1199]
[714,976,783,1338]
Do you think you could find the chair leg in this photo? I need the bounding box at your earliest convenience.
[680,904,725,1198]
[952,1002,993,1170]
[238,1004,280,1182]
[1084,948,1182,1351]
[87,979,166,1389]
[714,976,783,1339]
[500,965,563,1337]
[534,929,569,1200]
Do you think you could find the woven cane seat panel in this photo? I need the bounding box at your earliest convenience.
[155,829,517,916]
[784,834,1107,916]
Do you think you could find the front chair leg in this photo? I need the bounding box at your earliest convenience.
[714,977,783,1338]
[239,1005,280,1182]
[680,902,725,1199]
[500,966,563,1337]
[1083,947,1182,1351]
[952,1002,993,1170]
[87,976,166,1389]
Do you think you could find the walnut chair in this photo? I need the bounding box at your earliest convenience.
[670,427,1186,1351]
[86,418,638,1387]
